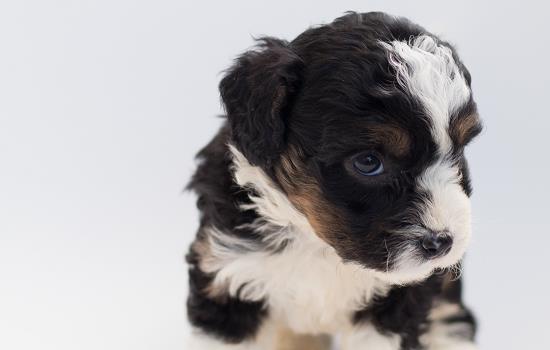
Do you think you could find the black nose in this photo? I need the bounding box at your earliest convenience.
[420,232,452,259]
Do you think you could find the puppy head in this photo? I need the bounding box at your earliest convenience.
[220,12,482,284]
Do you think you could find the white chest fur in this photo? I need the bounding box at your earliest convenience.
[256,238,386,334]
[206,224,388,334]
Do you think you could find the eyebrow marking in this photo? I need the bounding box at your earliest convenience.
[449,113,482,147]
[367,124,411,157]
[380,35,471,155]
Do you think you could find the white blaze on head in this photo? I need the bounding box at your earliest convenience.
[382,35,473,271]
[381,35,471,155]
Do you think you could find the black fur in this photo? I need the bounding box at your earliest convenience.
[186,126,270,342]
[186,247,267,343]
[439,276,477,341]
[354,274,443,349]
[354,273,477,349]
[187,125,259,236]
[219,38,304,171]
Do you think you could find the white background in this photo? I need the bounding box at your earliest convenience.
[1,1,549,349]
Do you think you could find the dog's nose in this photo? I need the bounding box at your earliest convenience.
[420,231,452,259]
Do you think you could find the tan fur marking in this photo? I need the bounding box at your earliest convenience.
[450,113,481,146]
[275,147,345,244]
[204,278,230,300]
[191,237,210,260]
[190,237,231,299]
[276,328,331,350]
[367,124,411,157]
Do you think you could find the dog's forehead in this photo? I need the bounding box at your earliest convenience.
[380,35,473,154]
[326,35,476,153]
[292,22,480,160]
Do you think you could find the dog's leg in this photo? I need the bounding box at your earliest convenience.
[420,301,478,350]
[421,275,478,350]
[340,325,401,350]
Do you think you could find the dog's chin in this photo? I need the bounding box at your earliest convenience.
[374,263,435,285]
[373,243,468,285]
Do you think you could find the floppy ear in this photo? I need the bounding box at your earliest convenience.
[219,37,303,169]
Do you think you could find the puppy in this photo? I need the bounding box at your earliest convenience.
[186,12,482,350]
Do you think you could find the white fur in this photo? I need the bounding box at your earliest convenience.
[340,326,401,350]
[230,145,313,248]
[418,159,472,268]
[201,146,391,335]
[381,35,471,154]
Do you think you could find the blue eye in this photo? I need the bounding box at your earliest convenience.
[352,153,384,176]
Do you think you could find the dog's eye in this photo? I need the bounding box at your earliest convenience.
[352,152,384,176]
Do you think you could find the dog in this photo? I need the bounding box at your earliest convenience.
[186,11,482,350]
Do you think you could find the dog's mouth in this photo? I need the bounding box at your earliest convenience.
[372,225,467,284]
